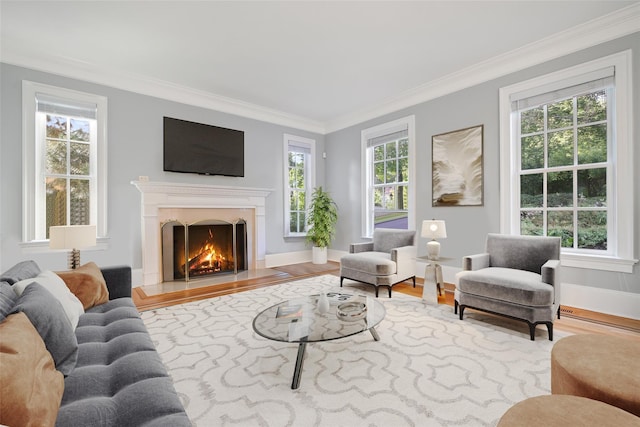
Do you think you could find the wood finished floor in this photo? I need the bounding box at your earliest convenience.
[133,261,640,341]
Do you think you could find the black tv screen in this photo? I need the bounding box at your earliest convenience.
[163,117,244,177]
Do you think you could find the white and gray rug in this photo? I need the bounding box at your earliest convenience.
[141,275,568,426]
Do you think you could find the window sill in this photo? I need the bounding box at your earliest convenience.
[561,253,638,273]
[20,237,110,254]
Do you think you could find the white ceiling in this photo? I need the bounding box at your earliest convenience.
[1,1,638,133]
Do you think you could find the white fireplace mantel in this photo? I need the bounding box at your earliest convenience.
[132,180,272,285]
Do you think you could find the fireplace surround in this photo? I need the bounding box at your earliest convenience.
[132,181,271,286]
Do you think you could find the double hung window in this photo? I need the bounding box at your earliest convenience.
[283,134,315,237]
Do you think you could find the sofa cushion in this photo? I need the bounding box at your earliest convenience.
[373,228,415,253]
[340,252,396,275]
[0,312,65,427]
[12,282,79,375]
[0,281,17,321]
[57,262,110,309]
[14,270,85,329]
[0,259,41,284]
[457,267,554,307]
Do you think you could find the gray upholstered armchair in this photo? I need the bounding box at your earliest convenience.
[340,228,416,297]
[455,233,561,340]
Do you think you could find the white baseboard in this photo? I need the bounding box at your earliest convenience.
[562,282,640,320]
[265,249,347,268]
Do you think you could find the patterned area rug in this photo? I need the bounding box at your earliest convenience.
[141,275,567,426]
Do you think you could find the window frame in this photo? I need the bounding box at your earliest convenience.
[22,81,108,248]
[499,51,635,273]
[361,115,416,238]
[283,133,315,237]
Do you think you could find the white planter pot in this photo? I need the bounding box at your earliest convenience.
[312,246,327,264]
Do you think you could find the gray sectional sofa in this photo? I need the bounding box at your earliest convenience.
[0,260,191,427]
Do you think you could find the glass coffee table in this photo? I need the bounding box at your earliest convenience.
[252,291,386,389]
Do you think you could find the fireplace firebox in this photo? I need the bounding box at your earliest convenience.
[161,219,247,282]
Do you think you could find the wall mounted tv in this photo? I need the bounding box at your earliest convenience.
[163,117,244,177]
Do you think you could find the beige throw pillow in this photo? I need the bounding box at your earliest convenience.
[56,262,109,310]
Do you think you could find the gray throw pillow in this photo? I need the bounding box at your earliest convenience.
[11,282,78,376]
[0,281,17,321]
[0,260,41,285]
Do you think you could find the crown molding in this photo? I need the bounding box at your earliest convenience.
[1,3,638,135]
[324,3,640,133]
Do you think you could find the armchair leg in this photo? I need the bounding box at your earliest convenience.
[454,300,458,315]
[557,306,561,319]
[340,277,344,288]
[412,276,416,288]
[388,286,392,298]
[458,304,465,320]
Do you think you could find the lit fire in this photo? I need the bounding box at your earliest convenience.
[184,228,232,276]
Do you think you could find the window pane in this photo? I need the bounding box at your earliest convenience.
[548,129,574,167]
[46,178,67,233]
[299,211,306,232]
[70,179,90,225]
[398,158,408,182]
[521,107,544,134]
[46,115,67,139]
[548,211,573,248]
[46,139,67,174]
[289,190,296,210]
[383,186,395,209]
[521,134,544,170]
[577,90,606,125]
[70,119,90,142]
[577,124,607,164]
[374,162,384,185]
[374,187,383,208]
[70,142,90,175]
[548,171,573,207]
[289,212,299,233]
[520,211,543,236]
[398,139,408,157]
[547,98,573,130]
[578,211,607,250]
[397,185,407,210]
[385,160,397,183]
[520,173,543,207]
[578,168,606,207]
[385,141,396,159]
[374,145,384,161]
[297,191,306,210]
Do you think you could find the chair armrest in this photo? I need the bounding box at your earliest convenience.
[391,245,417,277]
[101,266,132,299]
[462,253,490,271]
[350,242,374,253]
[541,259,560,286]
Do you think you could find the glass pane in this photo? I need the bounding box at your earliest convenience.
[46,115,67,139]
[373,187,383,208]
[289,212,298,233]
[289,190,296,210]
[70,179,90,225]
[398,138,408,157]
[385,141,396,159]
[521,134,544,170]
[397,185,408,210]
[70,142,90,175]
[547,98,573,130]
[70,119,90,142]
[299,191,306,210]
[46,139,67,174]
[548,129,573,167]
[295,165,304,189]
[578,211,607,250]
[577,90,607,125]
[398,158,408,183]
[577,124,607,164]
[299,211,306,232]
[520,211,543,236]
[520,107,544,134]
[547,171,573,207]
[548,211,573,248]
[374,162,384,185]
[520,173,543,208]
[383,186,395,210]
[288,167,295,188]
[46,178,67,234]
[578,168,606,207]
[385,160,397,183]
[374,145,384,161]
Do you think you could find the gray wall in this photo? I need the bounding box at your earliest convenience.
[0,64,324,272]
[325,33,640,296]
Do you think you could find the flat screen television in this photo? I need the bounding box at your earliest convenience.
[163,116,244,177]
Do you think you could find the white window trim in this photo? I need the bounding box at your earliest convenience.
[21,81,108,248]
[361,115,416,238]
[283,133,316,237]
[499,50,636,273]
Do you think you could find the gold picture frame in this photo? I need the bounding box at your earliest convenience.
[432,125,484,206]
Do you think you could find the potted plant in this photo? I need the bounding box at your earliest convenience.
[306,186,338,264]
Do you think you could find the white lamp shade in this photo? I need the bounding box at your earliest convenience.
[49,225,97,249]
[421,220,447,240]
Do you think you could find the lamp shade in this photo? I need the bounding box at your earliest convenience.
[49,225,96,249]
[421,220,447,240]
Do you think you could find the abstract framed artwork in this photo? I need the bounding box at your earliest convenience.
[432,125,483,206]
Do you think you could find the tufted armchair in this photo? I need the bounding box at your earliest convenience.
[340,228,416,297]
[455,233,561,340]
